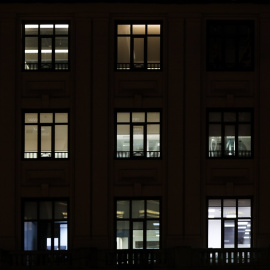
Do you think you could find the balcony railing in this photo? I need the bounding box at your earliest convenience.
[25,62,69,70]
[209,150,252,157]
[24,152,68,159]
[117,151,160,158]
[117,63,160,70]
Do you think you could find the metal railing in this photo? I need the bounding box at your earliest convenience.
[117,151,160,158]
[209,150,252,157]
[117,63,160,70]
[25,63,69,70]
[24,152,68,159]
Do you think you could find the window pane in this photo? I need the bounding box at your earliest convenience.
[117,125,130,157]
[25,125,38,155]
[132,200,144,218]
[208,220,221,248]
[238,124,251,157]
[40,201,53,219]
[147,124,160,157]
[133,38,144,66]
[238,199,251,218]
[25,37,38,66]
[117,112,130,123]
[54,201,68,219]
[25,113,38,123]
[24,202,37,220]
[55,125,68,152]
[239,112,251,122]
[133,222,143,249]
[40,113,53,123]
[54,222,68,250]
[147,25,160,34]
[223,199,236,218]
[117,37,130,64]
[147,220,160,249]
[24,222,37,250]
[117,25,130,35]
[224,220,235,248]
[40,24,53,35]
[55,24,69,35]
[55,113,68,123]
[224,112,236,122]
[147,200,160,218]
[133,126,144,156]
[225,125,235,156]
[209,124,221,157]
[41,38,52,68]
[238,219,251,248]
[117,221,129,250]
[55,37,68,63]
[147,112,160,122]
[147,37,160,63]
[132,113,145,122]
[209,112,221,122]
[39,222,51,250]
[117,200,130,219]
[132,25,145,35]
[25,24,38,35]
[41,126,52,157]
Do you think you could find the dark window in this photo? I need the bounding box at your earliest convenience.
[208,198,252,248]
[116,23,161,70]
[23,199,68,251]
[208,110,253,158]
[23,23,69,71]
[116,111,161,159]
[116,199,160,250]
[207,20,254,71]
[24,112,69,159]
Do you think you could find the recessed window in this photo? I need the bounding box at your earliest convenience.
[23,23,69,71]
[208,198,252,248]
[116,199,160,250]
[207,20,254,71]
[23,199,68,251]
[24,112,69,159]
[116,111,161,159]
[116,23,161,70]
[208,110,253,158]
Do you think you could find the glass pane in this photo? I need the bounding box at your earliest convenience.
[133,24,145,35]
[238,219,251,248]
[117,221,129,250]
[238,199,251,218]
[118,24,130,35]
[147,200,160,218]
[25,125,38,156]
[40,113,53,123]
[147,25,160,34]
[55,24,69,35]
[223,199,236,218]
[133,222,143,249]
[209,124,221,157]
[24,222,37,250]
[133,38,144,65]
[24,202,37,220]
[224,220,235,248]
[117,125,130,157]
[224,112,236,122]
[225,39,236,66]
[147,37,160,63]
[238,124,251,157]
[41,126,52,157]
[147,220,160,249]
[239,112,251,122]
[25,113,38,123]
[55,113,68,123]
[39,222,51,250]
[208,199,221,218]
[40,24,53,35]
[225,125,235,156]
[41,38,52,68]
[54,222,68,250]
[133,126,144,156]
[54,201,68,219]
[117,112,130,123]
[209,112,221,122]
[208,220,221,248]
[25,37,38,69]
[132,200,144,218]
[117,200,130,219]
[147,124,160,157]
[25,24,38,35]
[132,113,145,122]
[117,37,130,64]
[147,112,160,122]
[55,125,68,152]
[55,37,68,63]
[40,201,52,219]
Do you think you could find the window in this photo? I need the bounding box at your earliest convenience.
[116,23,161,70]
[208,198,252,248]
[207,20,254,71]
[116,199,160,250]
[116,111,161,158]
[23,23,69,70]
[208,110,252,158]
[23,199,68,251]
[24,112,69,159]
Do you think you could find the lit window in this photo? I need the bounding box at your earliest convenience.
[208,198,252,248]
[23,200,68,251]
[116,199,160,250]
[23,23,69,71]
[116,23,161,70]
[207,20,254,71]
[116,111,161,158]
[208,110,253,158]
[24,112,69,159]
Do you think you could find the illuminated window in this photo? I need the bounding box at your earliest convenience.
[23,23,69,70]
[116,199,160,250]
[207,20,254,71]
[23,199,68,251]
[116,111,161,159]
[116,23,161,70]
[208,109,253,158]
[208,198,252,248]
[24,112,69,159]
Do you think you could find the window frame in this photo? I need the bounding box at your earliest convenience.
[207,109,253,159]
[115,21,162,71]
[206,20,254,71]
[22,198,69,251]
[23,111,70,160]
[115,110,162,159]
[22,22,70,71]
[207,197,252,249]
[115,198,161,250]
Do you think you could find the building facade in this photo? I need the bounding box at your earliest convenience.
[0,1,270,269]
